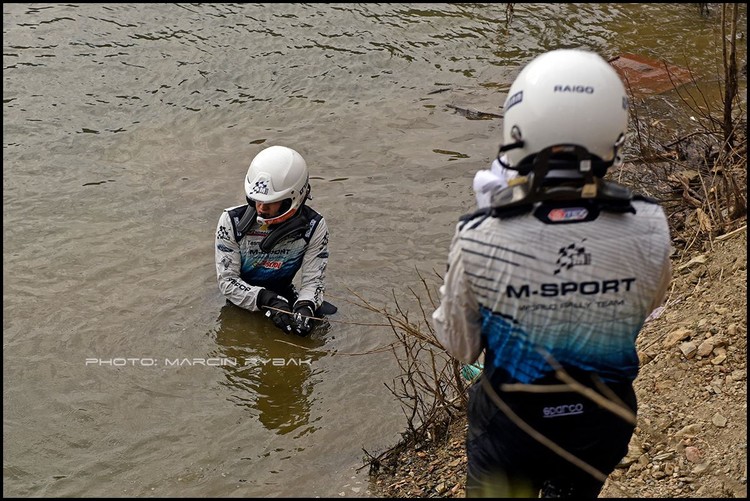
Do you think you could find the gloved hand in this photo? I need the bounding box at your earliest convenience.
[292,301,316,337]
[257,289,295,334]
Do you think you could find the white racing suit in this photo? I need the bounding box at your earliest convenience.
[215,203,329,312]
[433,197,671,383]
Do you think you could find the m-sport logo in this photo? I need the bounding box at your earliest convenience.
[506,277,636,298]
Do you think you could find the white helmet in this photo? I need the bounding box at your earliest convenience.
[500,49,628,175]
[244,145,310,225]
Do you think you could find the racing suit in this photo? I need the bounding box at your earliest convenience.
[215,203,329,312]
[432,196,672,497]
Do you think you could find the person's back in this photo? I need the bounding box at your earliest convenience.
[454,197,670,386]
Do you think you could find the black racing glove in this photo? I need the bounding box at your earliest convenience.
[257,289,295,334]
[292,301,316,337]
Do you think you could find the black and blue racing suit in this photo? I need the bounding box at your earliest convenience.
[215,204,329,312]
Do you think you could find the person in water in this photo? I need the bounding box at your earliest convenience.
[215,145,331,336]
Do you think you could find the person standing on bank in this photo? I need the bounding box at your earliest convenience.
[432,49,672,498]
[215,145,330,336]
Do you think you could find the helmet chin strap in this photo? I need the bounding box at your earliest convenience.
[498,142,615,179]
[496,141,524,171]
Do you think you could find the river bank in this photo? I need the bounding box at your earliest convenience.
[368,225,747,497]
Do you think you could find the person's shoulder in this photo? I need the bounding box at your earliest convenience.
[456,207,492,234]
[310,209,328,233]
[223,203,247,213]
[218,204,250,229]
[631,196,667,214]
[301,204,325,220]
[631,200,670,230]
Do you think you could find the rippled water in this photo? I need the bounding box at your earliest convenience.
[3,3,746,497]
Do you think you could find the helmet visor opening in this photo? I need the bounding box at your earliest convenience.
[253,198,297,226]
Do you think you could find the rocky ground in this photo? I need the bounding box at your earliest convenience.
[367,211,747,498]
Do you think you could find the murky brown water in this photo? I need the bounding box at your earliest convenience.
[3,3,746,497]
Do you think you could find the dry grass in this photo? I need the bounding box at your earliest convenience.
[350,270,469,475]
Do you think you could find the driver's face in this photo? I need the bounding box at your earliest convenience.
[255,200,284,218]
